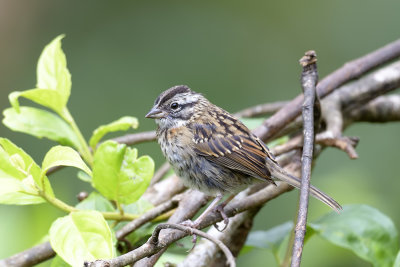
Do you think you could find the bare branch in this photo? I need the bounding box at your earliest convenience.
[0,242,55,267]
[348,94,400,123]
[234,101,289,118]
[112,131,157,145]
[253,38,400,142]
[155,223,236,267]
[291,51,319,267]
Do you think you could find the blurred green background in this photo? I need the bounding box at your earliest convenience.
[1,1,400,266]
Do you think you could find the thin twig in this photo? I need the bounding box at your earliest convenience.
[112,131,157,145]
[151,223,236,267]
[180,208,260,267]
[234,100,289,118]
[291,51,319,267]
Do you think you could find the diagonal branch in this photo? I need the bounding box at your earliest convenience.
[253,38,400,142]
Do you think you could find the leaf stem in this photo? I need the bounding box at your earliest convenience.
[39,190,76,213]
[60,108,93,166]
[38,190,171,222]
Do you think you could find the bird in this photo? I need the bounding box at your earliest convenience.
[146,85,341,227]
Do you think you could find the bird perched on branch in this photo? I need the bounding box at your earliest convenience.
[146,85,341,227]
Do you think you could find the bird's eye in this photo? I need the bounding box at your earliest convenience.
[170,102,179,110]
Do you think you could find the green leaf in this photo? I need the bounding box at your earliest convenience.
[37,34,71,105]
[0,138,54,197]
[76,192,115,213]
[8,35,71,116]
[42,145,92,177]
[0,177,44,205]
[123,198,154,215]
[3,107,80,149]
[9,89,67,115]
[309,204,399,267]
[49,210,115,267]
[89,116,139,149]
[246,221,293,252]
[92,141,154,204]
[0,142,44,204]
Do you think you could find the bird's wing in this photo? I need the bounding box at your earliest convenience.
[192,122,276,183]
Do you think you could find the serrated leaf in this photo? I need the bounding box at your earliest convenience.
[3,107,80,149]
[246,221,293,252]
[92,141,154,204]
[0,138,54,197]
[49,210,115,267]
[42,145,92,177]
[76,192,115,213]
[37,34,71,105]
[309,204,399,267]
[89,116,139,149]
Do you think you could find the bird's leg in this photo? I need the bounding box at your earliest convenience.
[213,194,235,232]
[181,193,223,229]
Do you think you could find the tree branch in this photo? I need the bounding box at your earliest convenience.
[253,38,400,142]
[291,51,319,267]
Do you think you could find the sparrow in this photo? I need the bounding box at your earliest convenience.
[146,85,341,226]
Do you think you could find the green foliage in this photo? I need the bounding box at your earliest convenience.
[9,35,70,118]
[0,35,155,265]
[309,204,399,267]
[3,107,80,148]
[244,204,400,267]
[75,192,115,213]
[42,145,92,177]
[49,210,115,266]
[89,116,139,150]
[0,138,54,205]
[92,140,154,205]
[246,221,293,252]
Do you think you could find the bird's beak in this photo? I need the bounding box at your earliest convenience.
[145,107,165,119]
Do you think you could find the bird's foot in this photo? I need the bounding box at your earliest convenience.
[213,204,230,232]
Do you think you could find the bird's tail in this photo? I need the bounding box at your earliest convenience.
[267,160,342,213]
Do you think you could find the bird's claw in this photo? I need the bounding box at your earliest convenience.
[213,204,230,232]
